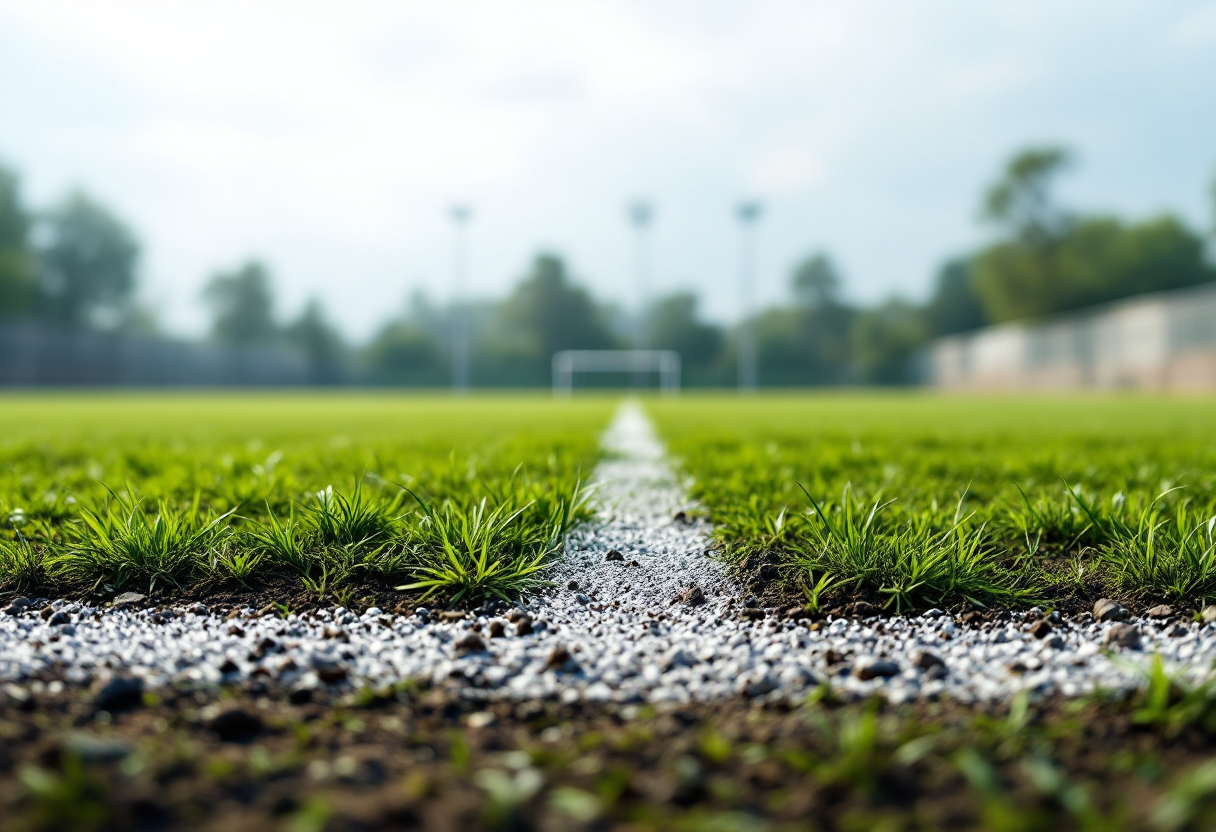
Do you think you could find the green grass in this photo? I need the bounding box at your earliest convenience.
[0,392,613,602]
[648,393,1216,611]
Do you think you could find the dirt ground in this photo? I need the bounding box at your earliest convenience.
[3,668,1216,832]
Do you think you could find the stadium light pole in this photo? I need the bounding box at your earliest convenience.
[627,201,653,389]
[449,204,472,392]
[736,201,763,392]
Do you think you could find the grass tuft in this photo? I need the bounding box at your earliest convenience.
[51,489,234,592]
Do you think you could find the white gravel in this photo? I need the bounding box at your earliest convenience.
[3,401,1215,705]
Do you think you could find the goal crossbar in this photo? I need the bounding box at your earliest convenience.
[552,350,681,396]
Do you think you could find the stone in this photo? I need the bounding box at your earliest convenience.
[1094,599,1128,622]
[2,597,32,616]
[783,606,809,620]
[854,658,899,680]
[545,645,576,671]
[47,611,71,626]
[256,603,277,618]
[218,658,240,675]
[1029,619,1053,639]
[454,632,487,654]
[515,616,534,636]
[574,593,591,605]
[912,650,945,670]
[1040,635,1066,651]
[112,592,146,607]
[488,620,506,638]
[567,580,580,591]
[922,608,945,619]
[1145,605,1173,619]
[741,674,778,697]
[208,708,263,741]
[1105,624,1141,649]
[1201,605,1216,624]
[227,624,245,637]
[628,560,640,567]
[739,608,765,621]
[672,510,689,523]
[506,608,524,622]
[679,586,706,607]
[93,676,144,711]
[315,662,349,684]
[441,611,466,622]
[1167,624,1189,638]
[606,549,624,561]
[185,603,209,616]
[664,649,699,669]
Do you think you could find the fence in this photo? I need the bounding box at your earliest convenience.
[929,283,1216,390]
[0,321,310,386]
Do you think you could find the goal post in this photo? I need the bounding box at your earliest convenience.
[552,350,681,397]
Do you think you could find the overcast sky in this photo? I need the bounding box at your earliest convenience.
[1,0,1214,339]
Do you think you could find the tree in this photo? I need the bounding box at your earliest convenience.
[501,253,615,361]
[851,299,927,385]
[970,146,1216,324]
[982,146,1072,244]
[286,298,346,383]
[752,252,856,385]
[647,292,723,372]
[0,163,36,319]
[367,321,443,383]
[924,258,985,336]
[202,260,278,345]
[791,253,841,309]
[972,214,1215,323]
[37,190,139,329]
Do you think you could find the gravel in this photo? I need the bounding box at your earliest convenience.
[4,401,1216,705]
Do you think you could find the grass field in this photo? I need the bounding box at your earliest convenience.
[0,393,614,603]
[649,393,1216,612]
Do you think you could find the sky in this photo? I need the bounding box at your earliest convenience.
[1,0,1214,340]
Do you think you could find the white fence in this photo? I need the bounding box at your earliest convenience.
[929,283,1216,390]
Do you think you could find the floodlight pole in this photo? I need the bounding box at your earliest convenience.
[450,204,472,392]
[628,201,653,389]
[736,201,763,392]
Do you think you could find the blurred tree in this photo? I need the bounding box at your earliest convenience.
[973,214,1215,323]
[37,190,140,329]
[202,260,278,345]
[753,252,856,385]
[982,146,1072,244]
[924,258,985,335]
[0,163,37,318]
[501,253,615,362]
[971,146,1215,323]
[851,299,927,385]
[647,292,722,372]
[367,321,442,383]
[286,298,346,383]
[791,253,841,307]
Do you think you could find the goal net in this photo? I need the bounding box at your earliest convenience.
[551,350,681,396]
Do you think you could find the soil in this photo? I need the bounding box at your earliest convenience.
[2,672,1216,831]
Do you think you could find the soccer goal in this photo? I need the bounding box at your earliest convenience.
[552,350,681,396]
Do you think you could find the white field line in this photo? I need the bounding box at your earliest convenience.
[2,402,1215,705]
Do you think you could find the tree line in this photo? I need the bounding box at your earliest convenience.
[1,146,1213,386]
